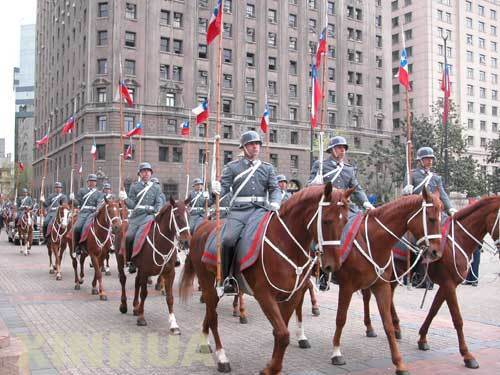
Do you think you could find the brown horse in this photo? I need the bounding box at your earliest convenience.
[47,201,73,280]
[17,208,34,255]
[72,197,122,300]
[180,184,352,374]
[320,189,443,375]
[361,195,500,370]
[117,197,190,331]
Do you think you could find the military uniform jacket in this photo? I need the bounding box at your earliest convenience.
[125,181,163,223]
[307,156,369,207]
[407,168,453,212]
[188,190,212,216]
[16,196,33,210]
[44,193,68,214]
[220,158,280,209]
[279,190,292,203]
[75,187,104,215]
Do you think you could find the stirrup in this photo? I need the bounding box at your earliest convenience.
[221,277,239,296]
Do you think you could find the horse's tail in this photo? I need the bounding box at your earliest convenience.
[179,252,195,303]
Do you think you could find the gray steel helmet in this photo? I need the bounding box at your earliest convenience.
[87,174,97,182]
[103,183,111,190]
[150,177,160,184]
[21,188,28,193]
[239,130,262,148]
[192,178,203,187]
[54,182,63,188]
[416,147,436,160]
[326,136,349,152]
[276,175,288,183]
[137,162,153,174]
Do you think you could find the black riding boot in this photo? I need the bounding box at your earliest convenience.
[222,246,237,294]
[126,235,136,274]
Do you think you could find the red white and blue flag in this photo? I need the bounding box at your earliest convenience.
[316,27,327,69]
[123,123,142,138]
[180,121,190,136]
[260,95,270,133]
[310,64,322,129]
[207,0,223,45]
[36,133,49,149]
[90,140,97,160]
[192,99,209,124]
[18,162,25,172]
[119,80,134,106]
[398,48,411,91]
[124,144,133,160]
[441,63,451,126]
[62,116,75,134]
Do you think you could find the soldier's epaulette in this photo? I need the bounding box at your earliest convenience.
[344,162,353,167]
[261,161,273,166]
[227,159,240,167]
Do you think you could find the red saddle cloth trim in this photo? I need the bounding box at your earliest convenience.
[132,219,155,258]
[240,211,272,271]
[392,247,408,259]
[79,218,93,244]
[337,213,364,265]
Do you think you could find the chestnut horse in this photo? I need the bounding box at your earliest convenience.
[47,201,72,280]
[17,208,34,255]
[72,197,122,300]
[117,197,190,332]
[320,189,443,375]
[180,184,352,374]
[361,195,500,370]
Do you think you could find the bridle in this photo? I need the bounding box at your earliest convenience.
[50,206,71,244]
[90,203,122,250]
[406,200,441,247]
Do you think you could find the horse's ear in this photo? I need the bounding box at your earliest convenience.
[184,198,190,206]
[104,195,109,204]
[422,185,430,201]
[324,181,333,200]
[169,195,176,206]
[345,186,356,199]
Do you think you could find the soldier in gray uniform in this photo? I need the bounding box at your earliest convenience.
[403,146,456,215]
[308,136,374,216]
[71,174,105,254]
[150,177,166,207]
[16,188,34,224]
[276,175,292,202]
[119,162,164,273]
[102,183,112,197]
[41,182,68,239]
[187,178,211,234]
[212,130,281,294]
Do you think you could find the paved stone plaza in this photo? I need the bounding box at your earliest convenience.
[0,231,499,374]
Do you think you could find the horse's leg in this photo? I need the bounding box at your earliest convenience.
[390,283,402,340]
[136,271,148,326]
[116,254,128,314]
[71,248,81,289]
[238,292,248,324]
[132,272,141,316]
[154,273,163,291]
[96,252,107,301]
[163,267,180,335]
[90,254,100,296]
[48,244,55,274]
[55,242,62,281]
[79,253,86,283]
[417,284,447,350]
[308,279,320,316]
[371,282,407,375]
[232,295,239,317]
[331,284,354,366]
[362,289,377,338]
[295,290,310,349]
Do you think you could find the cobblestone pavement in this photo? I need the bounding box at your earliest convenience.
[0,231,499,375]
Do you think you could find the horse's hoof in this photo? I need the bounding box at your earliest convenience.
[312,307,320,317]
[395,331,402,340]
[161,290,166,296]
[105,271,111,276]
[198,344,212,354]
[418,342,430,351]
[239,316,248,325]
[99,295,108,301]
[232,310,238,317]
[74,284,80,290]
[79,279,84,284]
[147,277,153,285]
[199,295,205,304]
[395,370,410,375]
[133,310,139,316]
[331,356,346,366]
[91,288,99,295]
[464,358,479,369]
[49,269,55,274]
[298,339,311,349]
[56,275,62,281]
[154,283,161,291]
[169,327,181,336]
[366,329,377,338]
[136,318,147,326]
[217,362,231,373]
[119,305,127,314]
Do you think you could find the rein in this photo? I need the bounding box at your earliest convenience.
[50,206,70,244]
[90,204,121,251]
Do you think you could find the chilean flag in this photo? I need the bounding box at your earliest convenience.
[123,123,142,138]
[316,27,327,69]
[260,96,269,133]
[124,144,133,160]
[18,162,25,172]
[310,64,322,129]
[119,80,134,106]
[207,0,222,45]
[180,121,190,136]
[441,63,451,126]
[398,48,411,91]
[36,133,49,149]
[192,99,209,124]
[62,116,75,134]
[90,141,97,160]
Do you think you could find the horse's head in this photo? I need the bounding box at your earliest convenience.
[407,187,442,264]
[157,196,191,250]
[484,197,500,253]
[103,195,122,234]
[57,200,71,228]
[309,182,353,273]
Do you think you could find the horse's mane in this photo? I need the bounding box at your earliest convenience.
[454,196,500,221]
[278,185,327,217]
[369,195,424,219]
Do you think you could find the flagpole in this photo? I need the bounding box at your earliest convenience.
[139,105,143,164]
[92,137,96,174]
[70,99,77,197]
[184,114,191,200]
[40,125,50,231]
[119,56,125,192]
[318,2,328,180]
[442,34,449,187]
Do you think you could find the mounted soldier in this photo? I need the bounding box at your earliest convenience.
[16,188,34,225]
[308,136,374,216]
[187,178,211,234]
[276,175,292,203]
[71,174,105,255]
[211,130,281,294]
[41,182,68,239]
[150,177,166,207]
[119,162,164,273]
[102,183,112,197]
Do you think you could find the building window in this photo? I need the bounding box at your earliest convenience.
[270,129,277,142]
[98,2,108,18]
[161,10,170,25]
[290,131,298,145]
[268,9,277,23]
[246,27,256,42]
[246,4,255,18]
[160,64,169,80]
[290,155,299,169]
[223,48,232,63]
[245,101,255,116]
[289,107,298,121]
[96,87,107,103]
[245,77,255,92]
[224,0,232,13]
[223,23,232,38]
[480,121,486,131]
[289,14,297,28]
[198,70,208,86]
[96,145,106,160]
[289,37,297,50]
[97,116,106,131]
[173,12,183,28]
[223,125,233,139]
[289,60,297,75]
[468,102,474,112]
[328,90,336,103]
[480,104,486,114]
[198,17,207,33]
[246,52,255,67]
[328,112,336,126]
[125,31,136,48]
[163,184,178,199]
[198,123,207,137]
[467,119,474,129]
[160,37,170,52]
[173,66,182,81]
[165,92,176,107]
[270,154,278,168]
[223,151,233,165]
[268,56,277,70]
[124,116,135,132]
[125,3,137,20]
[223,74,232,88]
[172,147,183,162]
[467,136,474,146]
[222,99,232,114]
[159,146,169,162]
[268,32,277,47]
[97,30,108,46]
[289,84,297,98]
[173,39,183,54]
[97,59,107,74]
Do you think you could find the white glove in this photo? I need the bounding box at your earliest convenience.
[269,202,280,211]
[212,181,221,195]
[119,190,127,200]
[402,184,414,195]
[363,201,375,210]
[309,174,324,186]
[202,191,209,199]
[39,197,45,203]
[449,208,457,216]
[69,193,75,200]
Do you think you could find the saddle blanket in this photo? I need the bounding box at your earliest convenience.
[337,212,364,266]
[79,214,97,244]
[440,216,452,254]
[202,210,272,272]
[118,219,155,259]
